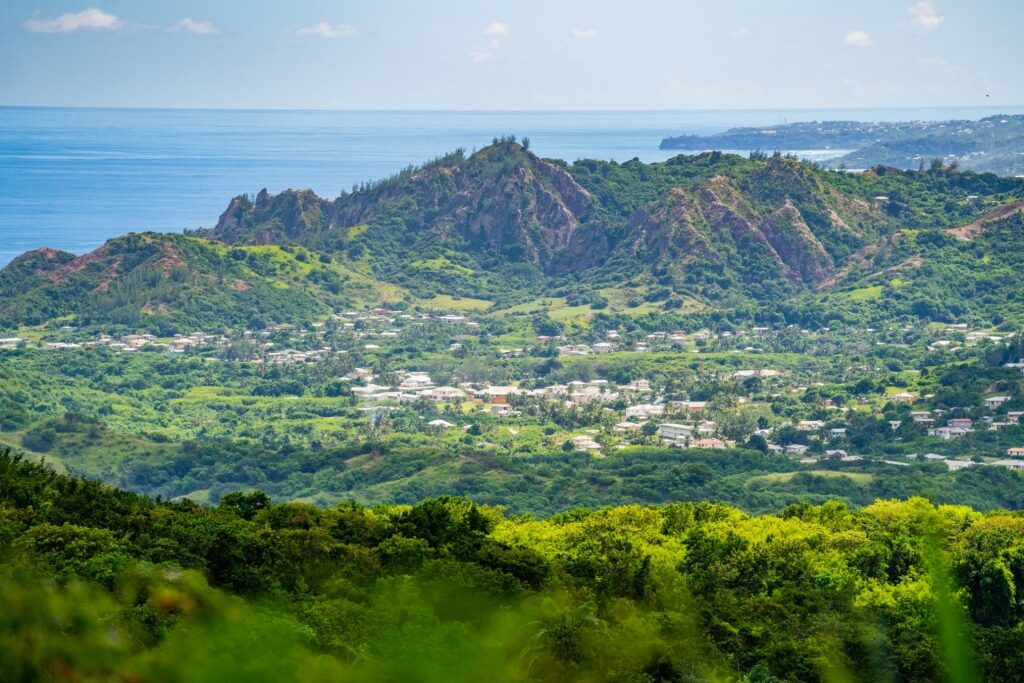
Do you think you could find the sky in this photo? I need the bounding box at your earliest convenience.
[1,0,1021,110]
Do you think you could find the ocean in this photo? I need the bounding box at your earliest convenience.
[1,105,1021,266]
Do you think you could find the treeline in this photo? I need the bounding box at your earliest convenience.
[3,449,1024,681]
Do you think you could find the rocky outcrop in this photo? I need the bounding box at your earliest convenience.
[758,202,833,284]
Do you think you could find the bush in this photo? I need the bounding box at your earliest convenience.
[21,427,57,453]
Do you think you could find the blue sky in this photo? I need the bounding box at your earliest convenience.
[1,0,1021,109]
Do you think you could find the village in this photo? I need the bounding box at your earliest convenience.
[3,309,1023,472]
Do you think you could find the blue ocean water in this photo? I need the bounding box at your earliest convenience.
[1,105,1022,266]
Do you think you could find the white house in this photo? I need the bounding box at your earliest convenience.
[928,426,971,440]
[658,423,694,444]
[419,386,466,402]
[399,373,434,391]
[985,396,1011,410]
[625,403,664,419]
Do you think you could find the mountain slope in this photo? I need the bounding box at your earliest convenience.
[0,233,400,330]
[3,143,1024,330]
[201,146,912,305]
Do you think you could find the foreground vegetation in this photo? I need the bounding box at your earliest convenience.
[3,450,1024,682]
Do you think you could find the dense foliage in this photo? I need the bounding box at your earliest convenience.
[3,450,1024,681]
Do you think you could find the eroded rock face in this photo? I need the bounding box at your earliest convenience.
[758,202,834,284]
[215,188,329,245]
[208,143,600,274]
[625,189,710,261]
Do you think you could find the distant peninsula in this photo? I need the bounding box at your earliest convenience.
[660,115,1024,176]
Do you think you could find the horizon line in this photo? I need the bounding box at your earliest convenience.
[2,103,1023,115]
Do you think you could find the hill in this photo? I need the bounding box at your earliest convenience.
[199,141,1023,310]
[0,232,403,331]
[2,141,1024,330]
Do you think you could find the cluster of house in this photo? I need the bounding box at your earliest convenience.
[899,399,1024,440]
[31,332,228,353]
[551,328,783,356]
[346,372,666,419]
[893,447,1024,472]
[544,325,1018,358]
[6,307,493,362]
[927,327,1016,352]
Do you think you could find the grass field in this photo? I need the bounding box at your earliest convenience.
[749,470,874,485]
[420,294,494,310]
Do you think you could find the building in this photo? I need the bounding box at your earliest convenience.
[658,423,694,444]
[398,373,434,391]
[694,438,726,450]
[985,396,1011,410]
[625,403,664,419]
[569,435,602,451]
[419,386,466,402]
[1008,447,1024,458]
[944,459,976,472]
[928,426,971,440]
[992,459,1024,472]
[668,400,707,413]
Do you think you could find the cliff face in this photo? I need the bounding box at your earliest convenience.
[214,188,329,245]
[758,202,834,284]
[607,178,842,300]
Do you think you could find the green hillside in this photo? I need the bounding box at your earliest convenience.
[3,142,1023,331]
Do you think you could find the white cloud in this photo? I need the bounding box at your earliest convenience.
[484,22,508,38]
[730,26,753,38]
[908,1,944,31]
[169,17,219,35]
[296,22,361,39]
[24,7,124,33]
[572,27,599,39]
[470,22,509,62]
[843,30,873,47]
